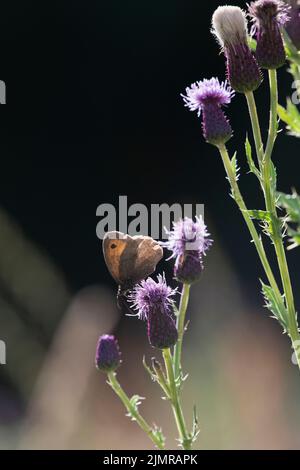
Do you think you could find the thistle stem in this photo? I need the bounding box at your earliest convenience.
[173,283,191,379]
[107,371,165,449]
[265,69,278,164]
[245,75,300,369]
[245,91,265,170]
[217,143,282,304]
[266,70,300,366]
[163,348,191,450]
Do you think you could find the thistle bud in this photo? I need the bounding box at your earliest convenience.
[181,78,234,146]
[212,6,262,93]
[129,274,178,349]
[248,0,291,69]
[285,0,300,50]
[95,334,121,372]
[162,216,212,284]
[147,306,178,350]
[174,251,203,284]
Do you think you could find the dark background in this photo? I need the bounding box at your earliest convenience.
[0,0,298,292]
[1,0,300,449]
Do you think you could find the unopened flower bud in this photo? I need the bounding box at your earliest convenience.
[95,334,121,372]
[249,0,290,69]
[174,251,204,284]
[147,306,178,350]
[285,0,300,50]
[212,6,262,93]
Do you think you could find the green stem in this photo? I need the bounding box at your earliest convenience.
[264,71,292,306]
[265,70,300,364]
[245,91,265,170]
[173,283,191,379]
[262,70,278,215]
[151,358,171,398]
[245,76,300,369]
[163,348,191,450]
[265,70,278,164]
[107,372,165,449]
[217,143,282,304]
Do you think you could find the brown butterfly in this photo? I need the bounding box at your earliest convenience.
[103,231,163,304]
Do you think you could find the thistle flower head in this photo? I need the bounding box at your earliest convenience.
[181,78,234,117]
[95,334,121,372]
[147,304,178,349]
[212,5,249,47]
[129,274,177,320]
[182,78,234,145]
[163,216,212,284]
[249,0,290,29]
[248,0,290,68]
[164,216,212,260]
[212,6,262,93]
[129,274,178,349]
[285,0,300,49]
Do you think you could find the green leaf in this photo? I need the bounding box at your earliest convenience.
[142,356,157,382]
[191,405,200,444]
[151,426,166,448]
[287,227,300,250]
[278,100,300,137]
[248,36,257,52]
[244,209,272,223]
[277,104,290,123]
[261,282,288,331]
[129,395,145,412]
[277,191,300,249]
[277,191,300,224]
[288,98,300,117]
[271,161,277,192]
[283,29,300,66]
[245,136,261,180]
[270,162,277,193]
[245,135,252,162]
[124,394,146,421]
[231,151,239,181]
[175,371,189,392]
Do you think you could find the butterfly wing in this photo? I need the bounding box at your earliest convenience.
[103,232,163,288]
[102,232,129,284]
[131,236,163,283]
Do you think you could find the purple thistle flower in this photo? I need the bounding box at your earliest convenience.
[182,78,234,146]
[162,216,212,284]
[212,6,262,93]
[285,0,300,50]
[129,274,176,320]
[95,334,121,372]
[129,274,178,350]
[147,306,178,350]
[248,0,291,69]
[173,251,205,285]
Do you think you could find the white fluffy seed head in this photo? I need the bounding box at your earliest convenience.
[212,5,248,48]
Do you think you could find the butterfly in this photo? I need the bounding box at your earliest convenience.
[103,231,163,305]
